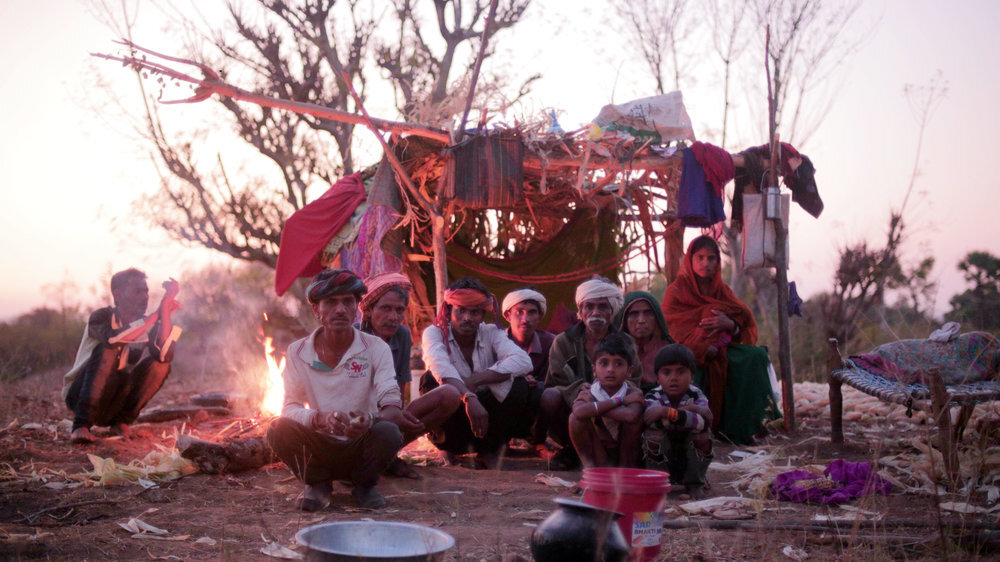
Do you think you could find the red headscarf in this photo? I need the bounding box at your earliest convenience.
[435,288,501,332]
[661,236,758,426]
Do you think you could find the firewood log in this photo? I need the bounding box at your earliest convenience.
[176,435,276,474]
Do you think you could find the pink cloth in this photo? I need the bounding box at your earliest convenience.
[274,173,367,296]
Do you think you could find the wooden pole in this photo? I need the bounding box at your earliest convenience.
[431,207,449,310]
[765,27,795,430]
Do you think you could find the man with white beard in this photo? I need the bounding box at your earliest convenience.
[539,276,640,470]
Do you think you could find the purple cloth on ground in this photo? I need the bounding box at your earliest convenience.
[772,459,891,505]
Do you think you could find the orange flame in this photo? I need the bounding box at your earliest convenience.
[261,337,286,417]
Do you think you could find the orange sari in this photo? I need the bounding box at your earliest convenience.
[661,240,758,427]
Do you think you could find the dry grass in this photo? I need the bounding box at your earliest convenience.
[1,363,999,560]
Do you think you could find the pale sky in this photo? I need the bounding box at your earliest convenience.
[1,1,998,321]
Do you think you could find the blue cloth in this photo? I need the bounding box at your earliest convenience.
[788,281,803,317]
[678,148,726,227]
[386,325,413,385]
[356,323,412,386]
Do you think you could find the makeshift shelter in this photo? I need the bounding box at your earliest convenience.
[275,105,696,332]
[98,42,822,426]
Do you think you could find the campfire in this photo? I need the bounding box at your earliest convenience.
[260,336,286,417]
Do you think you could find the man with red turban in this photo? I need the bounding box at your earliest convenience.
[420,277,533,469]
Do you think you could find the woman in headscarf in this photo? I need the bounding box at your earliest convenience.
[614,291,674,392]
[661,236,779,444]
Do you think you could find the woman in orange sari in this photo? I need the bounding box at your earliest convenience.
[661,236,779,444]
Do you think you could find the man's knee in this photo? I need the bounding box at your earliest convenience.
[567,413,588,434]
[539,388,562,411]
[266,417,302,448]
[369,420,403,450]
[431,384,462,410]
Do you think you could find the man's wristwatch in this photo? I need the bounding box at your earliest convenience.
[461,392,478,405]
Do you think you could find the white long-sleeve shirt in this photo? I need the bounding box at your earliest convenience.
[281,327,402,428]
[421,323,532,402]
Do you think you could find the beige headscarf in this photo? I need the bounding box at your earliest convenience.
[575,278,624,317]
[501,288,547,317]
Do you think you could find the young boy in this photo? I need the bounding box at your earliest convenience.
[568,333,645,468]
[642,344,713,499]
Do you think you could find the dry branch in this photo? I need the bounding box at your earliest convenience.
[92,40,450,143]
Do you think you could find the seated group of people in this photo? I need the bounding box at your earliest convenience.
[62,236,779,511]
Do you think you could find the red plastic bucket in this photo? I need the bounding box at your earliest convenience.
[580,468,670,561]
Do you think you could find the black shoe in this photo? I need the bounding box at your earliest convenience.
[474,451,501,470]
[352,485,386,509]
[295,482,332,511]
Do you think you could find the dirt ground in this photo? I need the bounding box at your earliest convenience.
[2,366,999,561]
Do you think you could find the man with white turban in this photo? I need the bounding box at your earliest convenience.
[540,276,640,469]
[501,287,555,448]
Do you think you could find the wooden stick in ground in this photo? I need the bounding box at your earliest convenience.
[338,69,449,306]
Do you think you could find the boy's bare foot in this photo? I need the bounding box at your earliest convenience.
[70,427,96,444]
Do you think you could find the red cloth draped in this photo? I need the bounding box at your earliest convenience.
[690,141,735,198]
[274,173,367,296]
[661,238,758,427]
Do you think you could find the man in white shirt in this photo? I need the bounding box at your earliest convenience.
[267,269,443,511]
[420,277,533,469]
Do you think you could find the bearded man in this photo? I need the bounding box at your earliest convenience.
[540,276,640,469]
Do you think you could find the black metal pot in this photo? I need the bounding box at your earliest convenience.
[530,498,629,562]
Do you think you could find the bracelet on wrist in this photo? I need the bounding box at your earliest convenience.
[461,392,478,405]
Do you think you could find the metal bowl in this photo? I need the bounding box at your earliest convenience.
[295,521,456,562]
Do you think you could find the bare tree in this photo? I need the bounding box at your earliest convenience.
[706,0,751,151]
[820,75,946,347]
[90,0,532,267]
[612,0,692,94]
[376,0,534,125]
[752,0,869,146]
